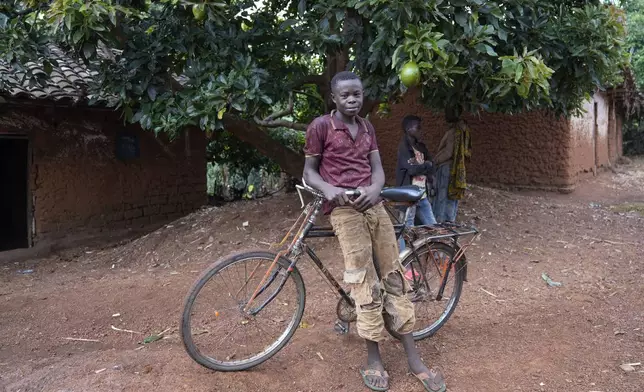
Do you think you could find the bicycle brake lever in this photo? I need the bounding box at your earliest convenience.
[295,185,306,209]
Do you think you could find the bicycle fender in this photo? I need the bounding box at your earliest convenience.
[399,239,468,282]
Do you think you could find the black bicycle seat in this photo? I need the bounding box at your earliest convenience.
[380,185,425,203]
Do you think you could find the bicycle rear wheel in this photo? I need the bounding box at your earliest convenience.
[385,242,464,341]
[181,251,306,371]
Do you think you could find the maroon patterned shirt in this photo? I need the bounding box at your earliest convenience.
[304,111,379,214]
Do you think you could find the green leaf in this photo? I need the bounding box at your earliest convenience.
[72,29,84,44]
[497,28,508,42]
[404,5,413,20]
[43,60,53,75]
[515,64,524,83]
[231,101,243,111]
[65,14,73,30]
[129,58,147,69]
[143,334,163,344]
[131,111,143,123]
[526,62,536,78]
[280,19,298,30]
[392,45,404,69]
[82,42,95,59]
[498,84,512,97]
[484,45,497,57]
[320,18,329,31]
[455,12,468,27]
[298,0,307,17]
[147,86,157,101]
[0,13,8,29]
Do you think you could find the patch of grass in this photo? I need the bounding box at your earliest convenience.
[609,202,644,215]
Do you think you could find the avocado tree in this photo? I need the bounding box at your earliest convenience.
[617,0,644,154]
[0,0,629,177]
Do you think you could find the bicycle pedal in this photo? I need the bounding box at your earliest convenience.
[333,320,350,335]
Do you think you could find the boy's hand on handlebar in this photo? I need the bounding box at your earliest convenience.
[322,185,350,206]
[352,185,380,212]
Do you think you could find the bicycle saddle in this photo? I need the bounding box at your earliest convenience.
[380,185,425,203]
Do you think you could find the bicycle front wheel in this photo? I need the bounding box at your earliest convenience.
[181,251,306,371]
[386,242,464,341]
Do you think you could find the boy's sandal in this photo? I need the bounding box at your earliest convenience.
[413,369,447,392]
[359,368,390,392]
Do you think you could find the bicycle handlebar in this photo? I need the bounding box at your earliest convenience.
[344,189,360,197]
[295,181,361,208]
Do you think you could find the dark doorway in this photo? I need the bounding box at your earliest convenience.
[593,102,599,171]
[0,137,30,251]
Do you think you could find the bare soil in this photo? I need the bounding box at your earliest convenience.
[1,159,643,392]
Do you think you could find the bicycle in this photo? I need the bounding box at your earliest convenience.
[180,182,479,372]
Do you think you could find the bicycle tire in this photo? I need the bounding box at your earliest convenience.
[180,251,306,371]
[385,242,464,341]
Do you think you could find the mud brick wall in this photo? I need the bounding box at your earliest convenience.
[0,106,206,241]
[369,92,574,190]
[568,92,611,182]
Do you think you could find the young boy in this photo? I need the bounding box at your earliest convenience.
[303,71,446,392]
[395,115,437,253]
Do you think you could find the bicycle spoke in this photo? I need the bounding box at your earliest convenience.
[397,242,463,340]
[183,253,304,370]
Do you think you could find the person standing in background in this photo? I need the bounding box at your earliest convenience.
[395,115,436,253]
[432,106,471,223]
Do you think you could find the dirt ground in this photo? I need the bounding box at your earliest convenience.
[1,159,643,392]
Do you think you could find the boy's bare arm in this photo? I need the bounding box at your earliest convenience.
[434,130,454,164]
[368,151,385,190]
[353,151,385,212]
[303,156,350,205]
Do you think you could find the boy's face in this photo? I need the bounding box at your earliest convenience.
[406,122,421,138]
[331,79,364,117]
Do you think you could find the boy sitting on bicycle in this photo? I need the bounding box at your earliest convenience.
[303,71,446,392]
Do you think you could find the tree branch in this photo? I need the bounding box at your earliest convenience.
[265,92,295,121]
[293,75,326,89]
[294,89,325,103]
[253,115,308,131]
[10,4,47,17]
[360,99,381,118]
[223,114,305,178]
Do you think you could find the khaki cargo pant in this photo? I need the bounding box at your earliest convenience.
[330,203,415,342]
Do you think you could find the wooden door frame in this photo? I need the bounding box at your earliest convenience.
[593,101,599,173]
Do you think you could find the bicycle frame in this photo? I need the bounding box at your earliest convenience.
[242,183,479,315]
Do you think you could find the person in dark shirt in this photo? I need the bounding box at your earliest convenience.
[303,71,446,392]
[395,115,437,254]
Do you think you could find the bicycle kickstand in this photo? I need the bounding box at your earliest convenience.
[333,319,350,335]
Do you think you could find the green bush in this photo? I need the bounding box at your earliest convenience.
[624,119,644,156]
[206,128,304,200]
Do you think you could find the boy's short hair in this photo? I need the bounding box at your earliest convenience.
[331,71,361,91]
[402,115,421,132]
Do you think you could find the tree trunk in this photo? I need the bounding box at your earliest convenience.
[222,115,305,179]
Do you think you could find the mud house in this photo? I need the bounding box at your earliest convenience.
[373,90,627,192]
[0,50,206,253]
